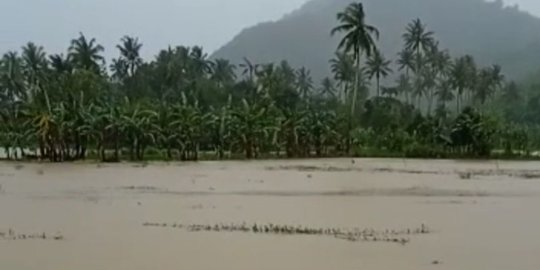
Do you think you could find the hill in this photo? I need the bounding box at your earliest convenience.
[212,0,540,81]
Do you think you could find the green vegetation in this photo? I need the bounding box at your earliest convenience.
[213,0,540,81]
[0,2,539,162]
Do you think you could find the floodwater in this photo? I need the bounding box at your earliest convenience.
[1,158,540,270]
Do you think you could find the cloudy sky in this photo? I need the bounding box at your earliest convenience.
[0,0,538,60]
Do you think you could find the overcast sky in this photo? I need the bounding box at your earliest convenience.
[0,0,538,60]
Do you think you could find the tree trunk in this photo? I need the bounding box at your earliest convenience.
[135,141,141,161]
[457,92,462,113]
[179,145,187,161]
[218,147,224,160]
[405,69,410,104]
[19,145,25,160]
[315,137,322,157]
[194,143,199,161]
[427,89,434,115]
[138,143,145,161]
[39,139,45,160]
[348,52,362,155]
[246,138,253,159]
[129,139,135,161]
[81,145,87,160]
[376,75,380,97]
[100,146,106,162]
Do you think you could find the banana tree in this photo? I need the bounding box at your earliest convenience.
[119,104,158,161]
[305,109,338,157]
[232,99,274,159]
[208,95,233,159]
[169,97,210,161]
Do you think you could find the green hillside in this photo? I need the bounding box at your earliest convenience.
[212,0,540,80]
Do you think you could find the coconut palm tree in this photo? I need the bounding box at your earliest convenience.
[110,58,129,82]
[450,56,468,112]
[436,77,454,110]
[330,52,355,102]
[69,33,105,74]
[295,67,313,100]
[474,66,500,106]
[21,42,50,112]
[49,54,73,74]
[397,48,415,76]
[320,77,336,98]
[116,36,143,77]
[1,52,26,102]
[395,74,412,103]
[402,19,434,67]
[402,19,434,107]
[189,46,212,76]
[462,55,478,105]
[424,42,451,114]
[211,59,236,88]
[239,57,259,83]
[366,50,392,96]
[21,42,48,82]
[331,2,379,151]
[489,64,504,91]
[501,81,520,105]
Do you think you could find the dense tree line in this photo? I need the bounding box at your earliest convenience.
[0,2,538,162]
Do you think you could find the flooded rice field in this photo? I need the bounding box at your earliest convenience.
[1,158,540,270]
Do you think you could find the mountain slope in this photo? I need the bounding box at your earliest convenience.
[212,0,540,81]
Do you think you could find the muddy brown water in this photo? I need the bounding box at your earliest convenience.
[1,158,540,269]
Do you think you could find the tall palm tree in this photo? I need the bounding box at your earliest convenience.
[489,64,504,91]
[69,33,105,74]
[501,81,520,105]
[463,55,478,105]
[110,58,129,82]
[329,52,355,102]
[278,61,296,85]
[21,42,48,79]
[320,77,336,98]
[402,19,434,65]
[395,74,412,103]
[189,46,212,76]
[436,78,454,110]
[425,42,451,114]
[211,59,236,88]
[295,67,313,100]
[331,2,379,150]
[49,54,73,74]
[403,19,434,107]
[116,36,143,77]
[239,57,259,83]
[331,1,379,103]
[256,63,277,94]
[450,56,469,112]
[366,50,392,96]
[21,42,50,111]
[1,52,26,102]
[474,65,503,106]
[397,48,415,76]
